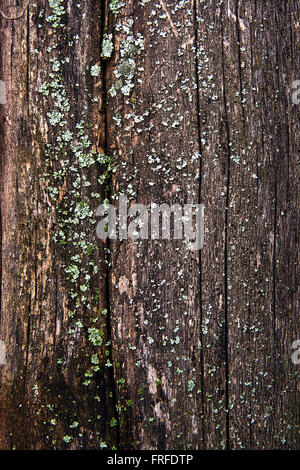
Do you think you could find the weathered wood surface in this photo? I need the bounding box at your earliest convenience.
[0,0,299,450]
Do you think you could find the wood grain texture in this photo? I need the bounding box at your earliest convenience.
[0,0,117,449]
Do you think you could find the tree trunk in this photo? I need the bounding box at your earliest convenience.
[0,0,299,450]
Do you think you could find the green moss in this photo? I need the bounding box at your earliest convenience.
[47,0,65,28]
[38,0,119,446]
[110,418,118,428]
[88,328,104,347]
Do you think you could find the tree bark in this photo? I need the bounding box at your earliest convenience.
[0,0,299,450]
[0,0,117,450]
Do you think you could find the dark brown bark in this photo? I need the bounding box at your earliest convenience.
[0,0,299,450]
[0,0,117,450]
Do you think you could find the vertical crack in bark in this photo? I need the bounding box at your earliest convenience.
[235,0,246,135]
[248,9,255,448]
[0,21,3,326]
[23,5,31,399]
[272,176,278,407]
[23,292,31,396]
[53,275,58,351]
[272,7,281,408]
[26,7,30,115]
[192,0,205,447]
[271,42,278,431]
[99,0,120,447]
[0,168,2,326]
[235,1,253,445]
[220,2,230,450]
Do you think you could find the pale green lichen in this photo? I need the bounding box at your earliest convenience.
[47,0,65,28]
[110,418,118,427]
[109,0,125,14]
[88,328,104,347]
[187,380,195,392]
[37,2,116,444]
[109,20,144,97]
[90,64,101,77]
[101,34,114,59]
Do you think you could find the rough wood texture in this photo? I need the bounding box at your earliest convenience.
[0,0,117,449]
[0,0,299,450]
